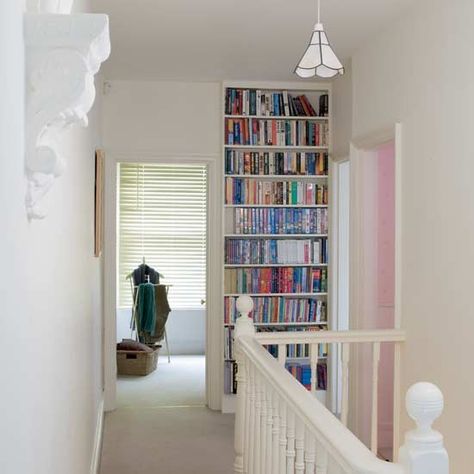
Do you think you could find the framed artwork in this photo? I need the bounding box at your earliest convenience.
[94,149,105,257]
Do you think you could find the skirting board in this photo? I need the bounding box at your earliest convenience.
[90,397,105,474]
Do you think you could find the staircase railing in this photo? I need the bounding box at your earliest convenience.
[233,295,449,474]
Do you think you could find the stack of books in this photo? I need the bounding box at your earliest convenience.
[224,267,327,294]
[225,238,326,265]
[226,178,328,205]
[234,208,328,234]
[224,360,238,394]
[225,150,328,176]
[285,362,327,391]
[225,88,328,117]
[225,118,329,147]
[224,296,327,324]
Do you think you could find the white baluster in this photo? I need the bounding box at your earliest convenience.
[370,341,381,454]
[246,363,255,474]
[304,430,316,474]
[254,375,262,474]
[310,343,319,395]
[260,381,267,474]
[315,440,328,474]
[233,355,246,473]
[341,343,350,426]
[279,399,287,474]
[278,343,286,365]
[286,409,296,474]
[399,383,449,474]
[265,387,273,474]
[294,417,305,474]
[393,341,402,460]
[234,295,255,474]
[272,392,280,474]
[242,361,250,474]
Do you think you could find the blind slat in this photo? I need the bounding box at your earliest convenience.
[118,163,208,308]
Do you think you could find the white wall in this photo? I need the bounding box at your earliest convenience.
[350,0,474,470]
[0,1,104,473]
[102,80,221,153]
[332,60,352,161]
[102,80,221,356]
[101,79,224,408]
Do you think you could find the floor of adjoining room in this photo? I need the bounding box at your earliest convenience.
[100,355,235,474]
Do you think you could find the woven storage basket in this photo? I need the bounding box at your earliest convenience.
[117,346,160,376]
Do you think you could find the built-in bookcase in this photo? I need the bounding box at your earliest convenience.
[221,82,333,413]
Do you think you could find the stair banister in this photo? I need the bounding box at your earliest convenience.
[233,295,449,474]
[399,383,449,474]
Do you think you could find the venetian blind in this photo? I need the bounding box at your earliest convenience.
[118,163,207,309]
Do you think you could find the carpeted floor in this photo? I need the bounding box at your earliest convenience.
[100,356,235,474]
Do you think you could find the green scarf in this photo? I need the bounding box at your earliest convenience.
[137,283,156,335]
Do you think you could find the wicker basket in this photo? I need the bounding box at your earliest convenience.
[117,346,160,376]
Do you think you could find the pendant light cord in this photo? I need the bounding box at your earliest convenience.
[317,0,321,23]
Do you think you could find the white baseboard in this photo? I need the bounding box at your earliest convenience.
[90,397,105,474]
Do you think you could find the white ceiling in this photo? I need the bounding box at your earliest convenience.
[93,0,413,81]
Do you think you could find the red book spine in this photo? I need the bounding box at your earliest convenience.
[298,95,311,116]
[271,120,277,146]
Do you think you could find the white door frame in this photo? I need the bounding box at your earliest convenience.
[349,123,403,456]
[103,150,222,411]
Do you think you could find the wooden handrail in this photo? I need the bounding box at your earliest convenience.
[233,295,449,474]
[255,328,406,345]
[238,334,404,473]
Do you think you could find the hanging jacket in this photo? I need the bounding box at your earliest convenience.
[132,264,160,286]
[137,283,156,336]
[141,285,171,344]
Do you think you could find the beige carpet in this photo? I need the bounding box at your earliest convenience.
[100,356,235,474]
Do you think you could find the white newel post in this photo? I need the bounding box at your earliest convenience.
[399,382,449,474]
[234,295,255,474]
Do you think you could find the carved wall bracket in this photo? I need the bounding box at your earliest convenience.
[25,13,110,219]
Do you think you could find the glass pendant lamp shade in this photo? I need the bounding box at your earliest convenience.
[294,1,344,78]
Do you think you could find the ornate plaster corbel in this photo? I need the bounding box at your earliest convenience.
[24,12,110,219]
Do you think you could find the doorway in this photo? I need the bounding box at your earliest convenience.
[349,125,402,460]
[115,162,208,408]
[103,153,222,412]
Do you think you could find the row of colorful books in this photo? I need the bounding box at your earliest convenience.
[266,333,329,359]
[224,88,328,118]
[224,360,238,394]
[225,150,328,176]
[224,326,235,361]
[224,267,328,294]
[286,362,327,391]
[224,326,329,361]
[224,359,327,394]
[224,296,327,324]
[225,238,328,265]
[225,178,328,206]
[233,208,328,235]
[225,118,329,147]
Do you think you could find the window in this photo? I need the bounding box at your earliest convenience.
[118,163,207,309]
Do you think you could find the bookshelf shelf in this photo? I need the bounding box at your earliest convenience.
[225,234,328,238]
[224,292,328,297]
[224,114,329,121]
[224,174,328,179]
[225,356,328,362]
[222,82,332,410]
[225,204,328,208]
[224,322,328,327]
[224,145,329,150]
[224,263,328,268]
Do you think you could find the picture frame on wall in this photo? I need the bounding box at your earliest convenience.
[94,150,105,257]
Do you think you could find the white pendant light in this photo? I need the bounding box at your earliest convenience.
[295,0,344,78]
